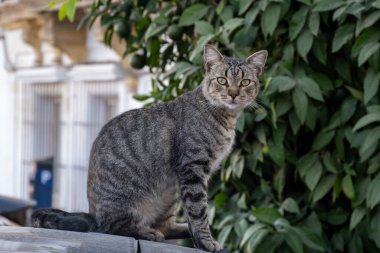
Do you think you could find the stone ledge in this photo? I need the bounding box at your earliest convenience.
[0,226,208,253]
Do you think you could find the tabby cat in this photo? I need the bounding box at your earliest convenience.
[32,45,267,252]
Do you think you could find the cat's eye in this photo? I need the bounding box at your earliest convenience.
[217,77,227,85]
[240,79,251,87]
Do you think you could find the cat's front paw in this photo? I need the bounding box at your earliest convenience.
[198,239,222,252]
[137,228,165,242]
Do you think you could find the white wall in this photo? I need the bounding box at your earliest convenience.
[0,36,15,197]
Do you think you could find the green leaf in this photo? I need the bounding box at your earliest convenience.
[312,130,335,151]
[195,21,214,36]
[239,0,254,15]
[255,234,283,253]
[236,114,245,133]
[305,161,323,191]
[360,126,380,159]
[332,24,354,52]
[234,219,248,238]
[305,213,322,237]
[271,76,296,92]
[281,198,300,214]
[217,214,236,229]
[58,2,68,21]
[189,34,215,62]
[353,113,380,131]
[214,192,228,208]
[217,225,232,247]
[289,6,308,40]
[374,0,380,9]
[49,0,63,8]
[294,226,325,251]
[305,104,317,131]
[221,18,244,36]
[297,29,314,60]
[292,88,308,124]
[333,5,348,21]
[312,36,327,64]
[268,141,285,166]
[220,6,233,23]
[352,28,380,56]
[356,11,380,36]
[308,12,320,36]
[284,228,303,253]
[66,0,77,22]
[370,213,380,248]
[133,94,150,101]
[358,42,380,66]
[144,23,167,41]
[297,153,318,178]
[332,231,344,251]
[313,0,345,12]
[240,223,267,247]
[348,232,363,253]
[260,3,282,37]
[246,229,270,253]
[368,154,380,174]
[335,58,351,81]
[340,97,357,124]
[313,174,336,202]
[364,68,380,104]
[327,208,349,225]
[349,207,366,230]
[323,153,338,173]
[234,156,245,178]
[252,208,282,225]
[216,0,227,15]
[297,77,324,102]
[289,110,301,134]
[274,167,286,198]
[345,85,363,101]
[244,5,260,27]
[179,4,209,26]
[237,193,248,210]
[298,0,312,5]
[342,174,355,200]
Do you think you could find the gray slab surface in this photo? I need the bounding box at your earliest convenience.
[139,240,206,253]
[0,226,210,253]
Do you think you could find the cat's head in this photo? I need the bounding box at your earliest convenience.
[202,45,268,110]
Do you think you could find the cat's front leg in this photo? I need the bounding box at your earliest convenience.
[178,165,221,252]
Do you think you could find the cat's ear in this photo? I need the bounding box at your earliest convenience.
[245,50,268,76]
[204,45,224,72]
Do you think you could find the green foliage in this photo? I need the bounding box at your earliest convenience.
[53,0,380,252]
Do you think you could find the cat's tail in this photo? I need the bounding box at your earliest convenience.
[31,208,97,232]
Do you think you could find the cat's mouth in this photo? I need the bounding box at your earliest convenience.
[226,101,242,109]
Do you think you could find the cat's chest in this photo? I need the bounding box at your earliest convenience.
[210,128,235,171]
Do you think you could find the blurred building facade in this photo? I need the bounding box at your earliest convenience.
[0,0,150,212]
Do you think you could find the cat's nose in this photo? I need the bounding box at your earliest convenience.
[228,87,239,99]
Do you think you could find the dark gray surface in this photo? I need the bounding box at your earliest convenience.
[0,226,210,253]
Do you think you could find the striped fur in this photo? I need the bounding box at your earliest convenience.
[31,45,267,252]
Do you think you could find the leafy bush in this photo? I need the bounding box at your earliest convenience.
[60,0,380,252]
